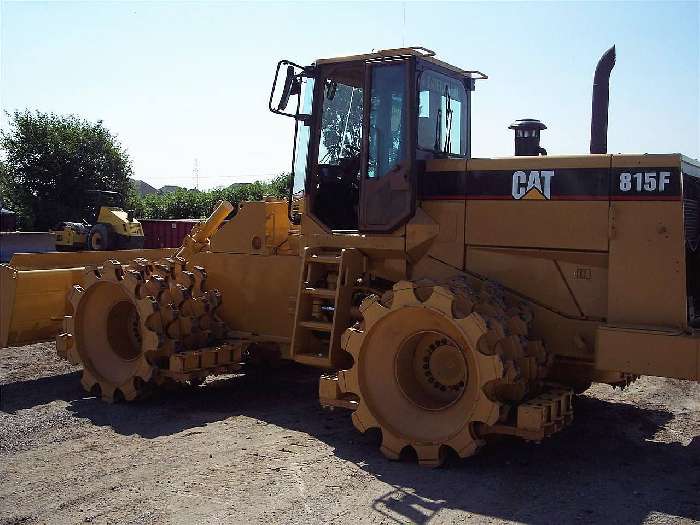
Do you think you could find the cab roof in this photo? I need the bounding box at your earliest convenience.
[314,46,488,79]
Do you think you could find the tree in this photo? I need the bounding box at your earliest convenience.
[0,110,133,230]
[128,173,292,220]
[318,81,363,164]
[265,172,293,198]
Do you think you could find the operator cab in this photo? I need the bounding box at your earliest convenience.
[85,190,124,223]
[270,47,485,233]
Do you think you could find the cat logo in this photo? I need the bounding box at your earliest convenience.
[511,170,555,200]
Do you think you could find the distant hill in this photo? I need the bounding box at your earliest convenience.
[131,179,255,197]
[228,182,252,189]
[159,185,185,194]
[131,179,158,196]
[131,179,190,196]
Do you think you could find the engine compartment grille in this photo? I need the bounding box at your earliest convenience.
[684,195,700,252]
[684,174,700,326]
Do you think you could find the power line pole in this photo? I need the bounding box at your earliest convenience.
[193,158,200,190]
[402,2,406,47]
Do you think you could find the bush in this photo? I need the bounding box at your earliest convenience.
[129,172,291,219]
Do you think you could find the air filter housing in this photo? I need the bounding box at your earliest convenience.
[509,119,547,156]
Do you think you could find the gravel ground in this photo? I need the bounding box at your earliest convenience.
[1,342,699,525]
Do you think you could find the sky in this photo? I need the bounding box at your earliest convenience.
[1,1,698,190]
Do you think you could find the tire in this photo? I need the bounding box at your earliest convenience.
[128,235,144,250]
[116,233,144,250]
[89,224,112,251]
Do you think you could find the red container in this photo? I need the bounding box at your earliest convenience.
[140,219,200,249]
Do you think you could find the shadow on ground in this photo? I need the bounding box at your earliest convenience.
[2,364,699,523]
[1,371,83,412]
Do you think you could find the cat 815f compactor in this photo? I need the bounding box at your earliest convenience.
[1,46,698,467]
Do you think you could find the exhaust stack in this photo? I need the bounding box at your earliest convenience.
[590,45,616,154]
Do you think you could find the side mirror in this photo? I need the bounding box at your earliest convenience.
[269,59,311,119]
[277,66,297,111]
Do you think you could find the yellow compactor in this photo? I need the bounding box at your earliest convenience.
[2,46,699,467]
[51,190,144,251]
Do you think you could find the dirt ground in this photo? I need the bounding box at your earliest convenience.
[1,342,698,525]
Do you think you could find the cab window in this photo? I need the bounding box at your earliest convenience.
[292,77,314,195]
[367,63,407,178]
[311,63,364,230]
[417,69,468,156]
[317,73,363,166]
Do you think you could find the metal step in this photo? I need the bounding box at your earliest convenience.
[294,353,332,367]
[308,254,341,265]
[303,287,336,299]
[299,320,333,332]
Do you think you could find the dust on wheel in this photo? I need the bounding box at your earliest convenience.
[59,260,159,401]
[338,281,504,467]
[55,257,225,402]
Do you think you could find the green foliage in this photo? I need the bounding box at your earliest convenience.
[0,110,133,230]
[130,172,291,219]
[319,81,362,164]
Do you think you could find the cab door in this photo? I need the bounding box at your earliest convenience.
[359,60,416,232]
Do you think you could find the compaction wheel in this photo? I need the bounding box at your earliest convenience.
[337,278,551,466]
[56,257,223,402]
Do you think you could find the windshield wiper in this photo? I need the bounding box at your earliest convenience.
[443,85,453,155]
[433,105,442,152]
[433,85,454,155]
